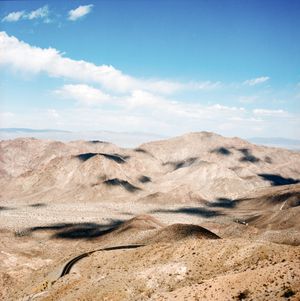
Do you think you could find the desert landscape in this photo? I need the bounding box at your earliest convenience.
[1,0,300,300]
[0,131,300,300]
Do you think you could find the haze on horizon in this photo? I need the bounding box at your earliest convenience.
[1,3,300,298]
[0,0,300,140]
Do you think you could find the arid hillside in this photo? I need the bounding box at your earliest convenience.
[0,132,300,300]
[1,132,299,203]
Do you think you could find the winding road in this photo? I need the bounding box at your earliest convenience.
[60,244,145,277]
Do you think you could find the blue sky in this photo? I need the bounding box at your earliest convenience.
[0,0,300,138]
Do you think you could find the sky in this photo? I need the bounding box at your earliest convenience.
[0,0,300,139]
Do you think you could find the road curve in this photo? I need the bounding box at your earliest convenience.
[60,244,145,277]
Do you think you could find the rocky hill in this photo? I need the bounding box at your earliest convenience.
[0,132,300,300]
[1,132,299,203]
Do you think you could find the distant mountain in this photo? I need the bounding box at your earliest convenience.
[0,128,70,133]
[1,131,299,202]
[249,137,300,150]
[0,128,165,148]
[1,128,300,150]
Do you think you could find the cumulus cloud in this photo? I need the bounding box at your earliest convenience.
[2,11,25,22]
[54,84,112,105]
[54,84,247,124]
[68,4,93,21]
[0,32,220,95]
[30,79,300,139]
[2,31,295,139]
[243,76,270,86]
[2,80,298,139]
[2,6,49,23]
[27,5,49,20]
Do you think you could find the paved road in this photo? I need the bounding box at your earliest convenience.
[60,244,145,277]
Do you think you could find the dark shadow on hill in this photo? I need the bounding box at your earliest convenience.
[264,156,272,164]
[206,198,236,208]
[266,192,300,206]
[102,153,130,163]
[134,148,149,154]
[29,203,47,208]
[89,140,108,144]
[104,178,142,192]
[138,175,151,183]
[163,157,198,170]
[0,206,15,211]
[258,173,300,186]
[237,192,300,207]
[211,147,232,156]
[76,152,129,163]
[23,219,123,240]
[238,148,260,163]
[150,207,224,218]
[76,153,98,161]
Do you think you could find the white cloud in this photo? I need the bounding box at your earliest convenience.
[2,85,298,139]
[145,80,222,94]
[187,81,222,90]
[0,32,220,95]
[253,109,288,117]
[53,84,249,126]
[3,104,298,140]
[68,4,93,21]
[243,76,270,86]
[2,32,296,139]
[2,6,49,23]
[0,31,138,93]
[27,5,49,20]
[2,11,25,22]
[54,84,112,105]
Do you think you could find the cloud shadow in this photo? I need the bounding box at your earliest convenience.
[206,197,236,208]
[76,152,129,163]
[238,148,260,163]
[151,206,224,218]
[138,175,151,183]
[88,140,108,144]
[211,147,232,156]
[22,219,123,240]
[163,157,198,170]
[0,206,15,211]
[258,173,300,186]
[104,178,142,192]
[29,203,47,208]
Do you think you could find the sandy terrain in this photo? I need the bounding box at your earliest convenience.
[0,132,300,300]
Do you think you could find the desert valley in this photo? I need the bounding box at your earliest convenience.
[1,0,300,300]
[0,131,300,300]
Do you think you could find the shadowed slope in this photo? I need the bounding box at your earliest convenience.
[145,223,220,244]
[76,152,129,163]
[258,173,300,186]
[103,178,141,192]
